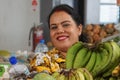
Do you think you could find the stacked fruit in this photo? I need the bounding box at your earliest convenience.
[66,41,120,79]
[52,68,93,80]
[82,23,119,43]
[29,48,66,74]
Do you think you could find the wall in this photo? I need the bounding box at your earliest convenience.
[40,0,52,43]
[0,0,40,52]
[84,0,100,24]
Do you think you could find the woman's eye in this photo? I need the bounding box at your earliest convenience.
[62,23,70,27]
[50,25,57,30]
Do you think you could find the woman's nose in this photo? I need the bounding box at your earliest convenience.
[57,26,65,34]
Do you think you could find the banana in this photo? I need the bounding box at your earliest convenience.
[66,41,83,69]
[81,49,92,66]
[91,50,102,77]
[110,41,120,59]
[64,76,69,80]
[73,47,89,68]
[56,73,66,80]
[85,51,97,72]
[94,76,102,80]
[103,41,120,77]
[77,68,93,80]
[92,42,113,76]
[109,76,117,80]
[103,64,118,78]
[92,42,113,77]
[101,41,115,69]
[68,71,76,80]
[112,65,120,77]
[75,68,85,80]
[52,72,60,79]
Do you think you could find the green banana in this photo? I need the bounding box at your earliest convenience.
[64,76,69,80]
[52,72,60,79]
[73,47,89,68]
[85,51,97,72]
[91,50,102,77]
[56,73,66,80]
[109,76,117,80]
[100,41,117,72]
[94,76,102,80]
[92,42,113,77]
[103,41,120,77]
[66,41,83,69]
[81,49,92,67]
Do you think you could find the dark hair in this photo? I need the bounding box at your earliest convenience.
[48,4,82,27]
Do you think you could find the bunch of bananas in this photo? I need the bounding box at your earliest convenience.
[29,48,65,74]
[52,68,93,80]
[66,41,120,79]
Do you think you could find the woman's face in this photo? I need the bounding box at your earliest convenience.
[49,11,82,52]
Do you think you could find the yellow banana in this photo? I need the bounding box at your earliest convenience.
[112,65,120,77]
[73,47,89,68]
[66,41,83,69]
[75,68,85,80]
[77,68,93,80]
[68,71,76,80]
[85,51,97,72]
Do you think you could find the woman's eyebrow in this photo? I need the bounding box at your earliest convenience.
[61,21,70,24]
[50,20,71,26]
[50,23,56,26]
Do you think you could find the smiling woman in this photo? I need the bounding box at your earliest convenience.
[48,4,82,56]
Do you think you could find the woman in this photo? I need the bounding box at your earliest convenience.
[29,4,83,74]
[48,4,83,57]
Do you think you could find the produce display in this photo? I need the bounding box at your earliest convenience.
[0,23,120,80]
[52,68,93,80]
[82,23,120,44]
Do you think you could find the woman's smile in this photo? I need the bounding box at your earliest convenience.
[56,35,69,41]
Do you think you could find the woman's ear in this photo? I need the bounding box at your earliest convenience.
[78,24,82,36]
